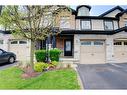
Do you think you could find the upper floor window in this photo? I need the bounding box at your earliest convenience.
[81,20,91,30]
[78,7,90,16]
[60,16,70,29]
[125,21,127,26]
[104,21,113,30]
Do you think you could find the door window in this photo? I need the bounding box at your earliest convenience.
[66,41,71,51]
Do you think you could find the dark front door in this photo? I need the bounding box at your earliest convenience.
[64,39,72,56]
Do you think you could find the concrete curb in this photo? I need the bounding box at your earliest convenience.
[73,64,84,90]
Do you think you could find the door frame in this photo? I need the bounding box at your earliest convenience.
[64,39,73,56]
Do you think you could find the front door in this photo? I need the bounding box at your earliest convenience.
[64,39,72,56]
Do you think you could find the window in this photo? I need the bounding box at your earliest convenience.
[60,16,70,29]
[124,42,127,45]
[104,21,113,30]
[94,41,103,45]
[125,21,127,26]
[81,41,91,45]
[81,20,91,30]
[19,41,27,44]
[11,41,18,44]
[114,42,122,45]
[78,7,89,16]
[0,40,3,44]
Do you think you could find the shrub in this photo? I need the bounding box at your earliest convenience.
[34,62,49,72]
[50,48,62,61]
[51,61,58,66]
[35,50,46,62]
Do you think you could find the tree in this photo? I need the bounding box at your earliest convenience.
[0,5,70,69]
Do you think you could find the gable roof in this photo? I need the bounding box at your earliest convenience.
[76,5,91,11]
[116,9,127,18]
[99,6,124,17]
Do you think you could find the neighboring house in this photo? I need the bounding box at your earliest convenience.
[0,5,127,64]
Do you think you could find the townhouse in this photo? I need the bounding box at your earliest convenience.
[0,5,127,64]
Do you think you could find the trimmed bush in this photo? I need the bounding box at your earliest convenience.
[35,48,62,62]
[34,62,44,72]
[34,62,49,72]
[51,61,58,66]
[50,48,62,61]
[35,50,46,62]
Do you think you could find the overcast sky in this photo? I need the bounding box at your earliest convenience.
[70,5,127,16]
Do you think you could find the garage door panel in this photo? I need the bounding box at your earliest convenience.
[114,41,127,63]
[80,40,105,64]
[80,46,93,53]
[9,40,29,61]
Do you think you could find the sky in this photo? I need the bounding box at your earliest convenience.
[70,5,127,16]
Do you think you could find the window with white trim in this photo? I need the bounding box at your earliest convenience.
[104,21,113,30]
[60,16,70,29]
[81,20,91,30]
[124,21,127,26]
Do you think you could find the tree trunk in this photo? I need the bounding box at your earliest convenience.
[30,40,35,69]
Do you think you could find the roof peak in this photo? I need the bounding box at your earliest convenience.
[76,5,91,11]
[99,5,124,17]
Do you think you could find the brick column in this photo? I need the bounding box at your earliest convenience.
[74,34,80,61]
[106,37,114,63]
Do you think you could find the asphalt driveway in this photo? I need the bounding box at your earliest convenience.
[0,62,18,70]
[77,63,127,89]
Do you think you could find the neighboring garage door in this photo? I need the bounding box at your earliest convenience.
[9,40,29,61]
[114,41,127,63]
[80,40,105,64]
[0,40,4,49]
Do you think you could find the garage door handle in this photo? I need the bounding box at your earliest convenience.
[91,54,94,56]
[122,53,124,55]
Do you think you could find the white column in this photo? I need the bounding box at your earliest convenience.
[74,34,80,61]
[106,37,114,63]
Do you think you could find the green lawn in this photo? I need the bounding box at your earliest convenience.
[0,67,80,89]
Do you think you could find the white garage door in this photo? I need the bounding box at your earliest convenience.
[114,41,127,63]
[80,40,105,64]
[9,40,29,61]
[0,40,4,49]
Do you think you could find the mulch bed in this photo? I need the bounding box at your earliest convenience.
[21,66,41,79]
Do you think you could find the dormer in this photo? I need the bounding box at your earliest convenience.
[76,5,91,16]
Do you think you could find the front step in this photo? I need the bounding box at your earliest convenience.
[59,58,79,64]
[59,58,79,68]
